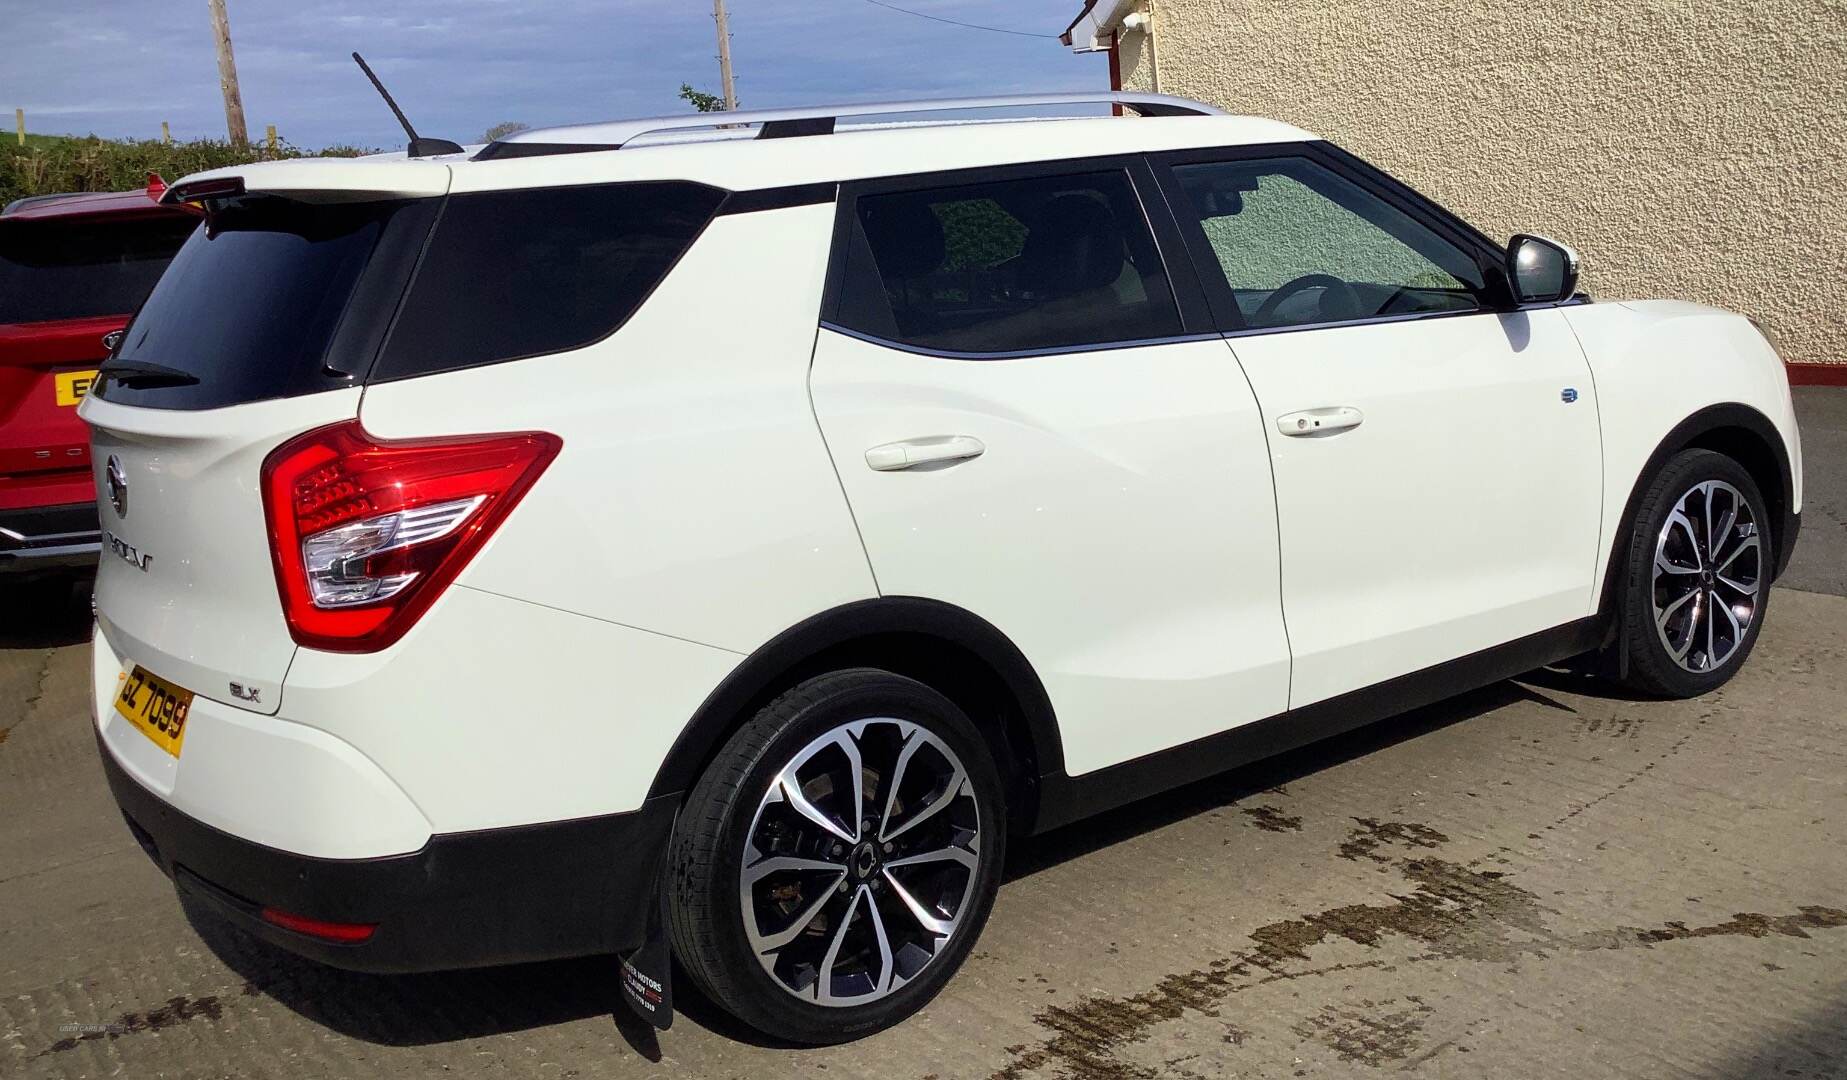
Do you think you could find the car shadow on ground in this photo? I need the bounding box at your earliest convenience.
[0,574,93,650]
[1003,676,1574,882]
[182,673,1586,1056]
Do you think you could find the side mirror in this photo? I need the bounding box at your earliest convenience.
[1506,234,1580,304]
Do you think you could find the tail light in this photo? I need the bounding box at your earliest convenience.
[261,420,561,653]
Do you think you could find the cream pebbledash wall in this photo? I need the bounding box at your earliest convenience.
[1107,0,1847,366]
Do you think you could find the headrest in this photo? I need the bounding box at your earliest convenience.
[1020,194,1126,297]
[861,199,946,280]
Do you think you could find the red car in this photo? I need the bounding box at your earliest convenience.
[1,177,198,579]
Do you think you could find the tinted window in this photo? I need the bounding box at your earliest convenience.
[372,181,726,381]
[837,170,1181,354]
[0,215,197,324]
[1171,157,1486,330]
[97,196,436,410]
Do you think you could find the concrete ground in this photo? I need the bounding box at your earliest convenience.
[3,388,1844,1080]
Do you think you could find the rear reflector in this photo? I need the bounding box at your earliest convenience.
[260,907,377,944]
[261,420,562,653]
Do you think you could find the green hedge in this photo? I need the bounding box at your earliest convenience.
[1,133,377,207]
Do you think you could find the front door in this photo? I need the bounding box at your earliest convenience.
[1156,148,1604,708]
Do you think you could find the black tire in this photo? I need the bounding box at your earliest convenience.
[1617,448,1772,698]
[668,668,1006,1044]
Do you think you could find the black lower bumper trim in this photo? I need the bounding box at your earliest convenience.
[99,734,676,973]
[0,501,100,573]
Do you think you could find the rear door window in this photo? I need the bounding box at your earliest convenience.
[0,215,198,324]
[97,195,438,410]
[833,170,1182,355]
[370,181,726,381]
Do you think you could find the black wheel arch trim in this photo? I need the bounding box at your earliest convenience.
[1596,402,1798,648]
[645,596,1066,828]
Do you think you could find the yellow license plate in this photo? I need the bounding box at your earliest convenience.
[56,370,99,406]
[114,666,195,758]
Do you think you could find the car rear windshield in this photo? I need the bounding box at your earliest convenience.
[95,181,724,409]
[95,195,439,411]
[0,215,198,325]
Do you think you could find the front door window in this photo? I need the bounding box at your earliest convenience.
[1169,156,1486,330]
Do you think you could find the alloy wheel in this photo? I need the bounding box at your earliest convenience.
[1652,479,1762,673]
[738,718,982,1006]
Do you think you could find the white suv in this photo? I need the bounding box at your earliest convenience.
[84,93,1802,1043]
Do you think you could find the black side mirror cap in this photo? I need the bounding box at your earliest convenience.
[1506,234,1581,304]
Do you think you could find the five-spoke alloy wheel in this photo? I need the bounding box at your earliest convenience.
[670,669,1005,1044]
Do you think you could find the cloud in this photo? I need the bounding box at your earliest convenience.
[3,0,1106,148]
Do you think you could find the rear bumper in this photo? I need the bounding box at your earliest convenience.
[100,737,676,973]
[0,501,99,574]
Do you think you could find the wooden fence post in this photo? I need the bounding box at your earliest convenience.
[266,124,277,154]
[162,121,172,145]
[15,109,23,147]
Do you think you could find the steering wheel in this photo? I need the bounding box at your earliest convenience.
[1252,274,1363,326]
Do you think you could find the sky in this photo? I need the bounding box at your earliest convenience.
[3,0,1107,149]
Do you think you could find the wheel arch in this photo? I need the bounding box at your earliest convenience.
[1597,402,1796,641]
[646,597,1064,834]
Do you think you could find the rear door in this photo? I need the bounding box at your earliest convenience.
[83,193,439,713]
[1154,146,1603,708]
[809,158,1290,777]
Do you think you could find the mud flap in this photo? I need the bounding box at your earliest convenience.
[618,842,675,1029]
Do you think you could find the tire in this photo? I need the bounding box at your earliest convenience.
[1617,448,1772,698]
[668,668,1006,1044]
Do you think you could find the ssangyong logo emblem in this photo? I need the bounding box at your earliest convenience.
[106,455,128,518]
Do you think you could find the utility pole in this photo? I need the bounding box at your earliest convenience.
[206,0,249,147]
[712,0,739,111]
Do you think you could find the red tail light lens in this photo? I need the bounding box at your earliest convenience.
[261,420,562,653]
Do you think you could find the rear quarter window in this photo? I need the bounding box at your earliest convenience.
[370,181,727,381]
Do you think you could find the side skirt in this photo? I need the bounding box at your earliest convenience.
[1030,617,1603,833]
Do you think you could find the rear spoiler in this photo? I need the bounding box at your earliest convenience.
[160,159,452,206]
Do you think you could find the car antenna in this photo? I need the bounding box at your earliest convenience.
[351,51,463,158]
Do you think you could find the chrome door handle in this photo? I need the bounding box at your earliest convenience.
[1276,406,1363,437]
[865,435,986,471]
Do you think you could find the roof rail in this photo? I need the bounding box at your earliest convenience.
[472,92,1223,161]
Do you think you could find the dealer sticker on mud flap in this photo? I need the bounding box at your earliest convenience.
[619,847,676,1030]
[620,953,670,1026]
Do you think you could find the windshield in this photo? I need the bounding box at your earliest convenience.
[0,215,198,324]
[97,195,438,410]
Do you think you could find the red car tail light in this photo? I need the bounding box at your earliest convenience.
[261,420,562,653]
